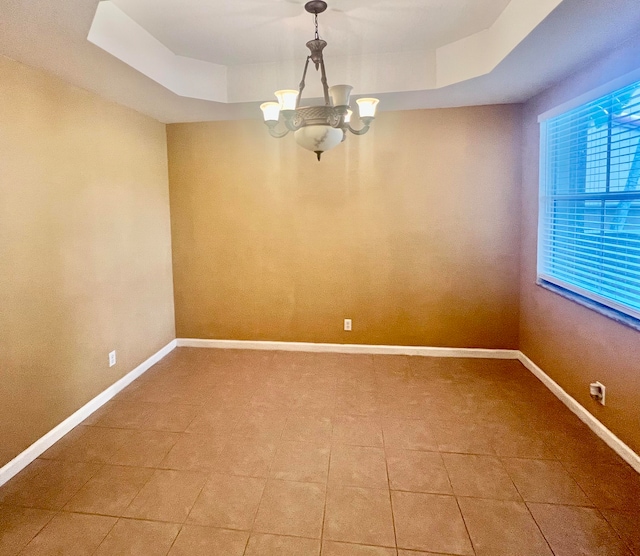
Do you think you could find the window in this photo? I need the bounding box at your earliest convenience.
[538,79,640,322]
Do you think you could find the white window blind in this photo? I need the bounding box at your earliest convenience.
[539,80,640,321]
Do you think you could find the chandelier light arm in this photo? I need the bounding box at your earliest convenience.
[345,124,370,136]
[345,117,375,136]
[264,121,291,139]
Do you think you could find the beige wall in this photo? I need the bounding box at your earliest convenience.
[520,35,640,454]
[168,106,522,349]
[0,56,175,466]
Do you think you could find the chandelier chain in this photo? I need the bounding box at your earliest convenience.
[314,13,319,40]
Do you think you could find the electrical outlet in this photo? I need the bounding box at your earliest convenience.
[109,350,116,367]
[344,319,352,331]
[589,381,605,405]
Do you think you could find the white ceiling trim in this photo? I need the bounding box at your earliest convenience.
[88,0,562,104]
[436,0,563,87]
[88,1,228,102]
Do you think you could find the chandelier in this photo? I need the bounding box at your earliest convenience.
[260,0,380,161]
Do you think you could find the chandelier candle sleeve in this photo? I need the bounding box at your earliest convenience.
[356,98,380,119]
[275,90,299,111]
[329,85,353,108]
[260,102,280,122]
[259,0,379,161]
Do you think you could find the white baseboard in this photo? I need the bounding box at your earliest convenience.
[518,352,640,474]
[176,338,521,359]
[0,339,177,487]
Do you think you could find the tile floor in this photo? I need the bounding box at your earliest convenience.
[1,348,639,555]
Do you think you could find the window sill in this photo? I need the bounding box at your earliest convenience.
[536,278,640,333]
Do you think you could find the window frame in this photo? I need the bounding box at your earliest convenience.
[537,70,640,327]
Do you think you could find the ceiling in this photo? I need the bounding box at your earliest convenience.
[1,0,640,123]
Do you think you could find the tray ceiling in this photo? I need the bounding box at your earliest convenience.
[1,0,640,122]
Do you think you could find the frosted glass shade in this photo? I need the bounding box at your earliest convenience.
[275,89,299,110]
[329,84,353,107]
[356,98,380,118]
[295,125,344,154]
[260,102,280,122]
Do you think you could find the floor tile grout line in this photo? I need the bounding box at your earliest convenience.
[65,490,615,519]
[557,457,608,511]
[164,522,186,556]
[454,496,478,556]
[490,457,525,504]
[319,414,333,555]
[245,376,295,544]
[87,515,125,556]
[593,506,637,555]
[55,510,188,524]
[379,372,400,556]
[524,501,563,556]
[597,507,640,555]
[115,459,181,525]
[8,505,59,555]
[499,456,604,508]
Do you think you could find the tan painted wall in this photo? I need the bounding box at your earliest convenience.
[0,56,175,466]
[520,36,640,454]
[168,106,522,349]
